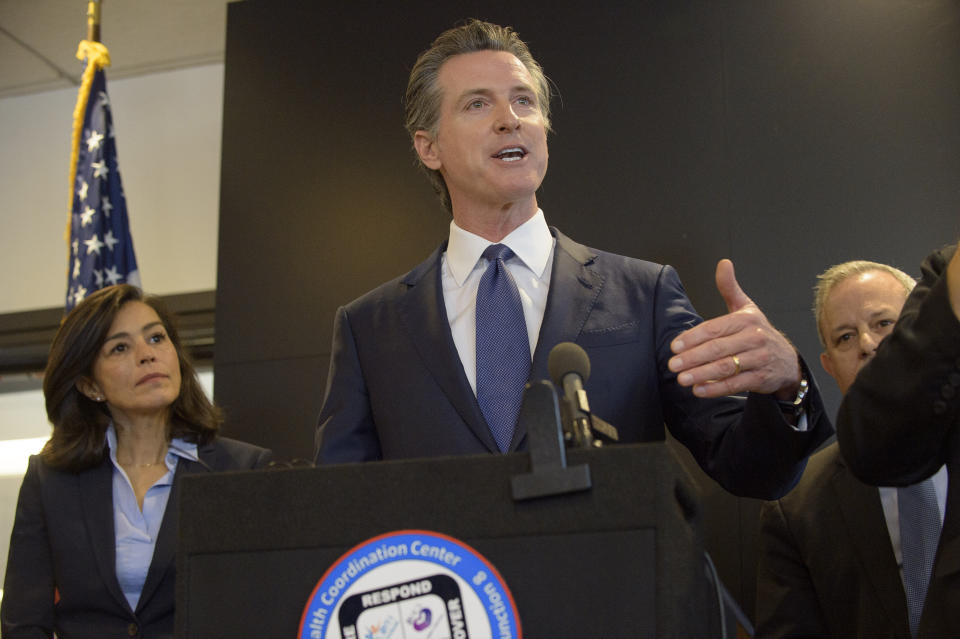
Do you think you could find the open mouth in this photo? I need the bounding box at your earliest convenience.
[492,147,527,162]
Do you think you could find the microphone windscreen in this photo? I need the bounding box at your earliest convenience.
[547,341,591,386]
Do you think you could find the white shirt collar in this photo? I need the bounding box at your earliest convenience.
[445,209,553,286]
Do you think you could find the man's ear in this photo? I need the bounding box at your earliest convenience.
[820,351,836,382]
[413,130,442,171]
[76,377,103,402]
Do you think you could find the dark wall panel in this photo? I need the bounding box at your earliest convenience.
[215,357,327,462]
[215,0,960,622]
[721,0,960,425]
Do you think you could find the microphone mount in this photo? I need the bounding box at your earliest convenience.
[548,342,619,448]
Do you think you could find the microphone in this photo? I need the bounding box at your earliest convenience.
[547,342,618,447]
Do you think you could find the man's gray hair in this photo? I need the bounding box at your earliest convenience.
[813,260,916,346]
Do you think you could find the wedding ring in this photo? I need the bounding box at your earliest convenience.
[731,355,742,377]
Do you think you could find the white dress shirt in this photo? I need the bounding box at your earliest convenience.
[441,210,555,394]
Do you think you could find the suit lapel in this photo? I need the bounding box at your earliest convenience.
[397,246,499,453]
[137,448,214,611]
[832,456,912,638]
[916,459,960,637]
[515,230,604,450]
[532,229,603,373]
[78,456,132,613]
[931,458,960,580]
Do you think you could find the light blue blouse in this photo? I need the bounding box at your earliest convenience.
[105,425,198,610]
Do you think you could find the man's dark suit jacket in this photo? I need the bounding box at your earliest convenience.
[838,246,960,638]
[0,437,272,639]
[316,228,832,499]
[754,442,912,639]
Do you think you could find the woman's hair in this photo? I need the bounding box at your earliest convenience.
[41,284,221,471]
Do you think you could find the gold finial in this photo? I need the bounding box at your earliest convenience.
[86,0,102,43]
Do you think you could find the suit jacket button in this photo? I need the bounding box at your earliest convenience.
[933,400,948,416]
[942,384,957,399]
[127,622,138,636]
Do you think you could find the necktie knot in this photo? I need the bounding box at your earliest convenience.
[482,243,515,264]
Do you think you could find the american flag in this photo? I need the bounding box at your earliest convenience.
[66,57,139,312]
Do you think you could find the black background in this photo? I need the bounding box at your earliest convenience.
[214,0,960,620]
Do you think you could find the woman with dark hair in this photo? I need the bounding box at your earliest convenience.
[1,284,272,638]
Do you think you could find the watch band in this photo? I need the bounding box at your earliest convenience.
[777,377,809,418]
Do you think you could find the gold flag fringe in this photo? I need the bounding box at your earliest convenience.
[65,40,111,246]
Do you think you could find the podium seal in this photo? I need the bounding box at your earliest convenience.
[298,529,521,639]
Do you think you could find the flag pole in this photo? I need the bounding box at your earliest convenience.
[67,1,109,240]
[87,0,102,43]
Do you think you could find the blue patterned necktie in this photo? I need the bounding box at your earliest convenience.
[899,478,942,638]
[475,244,531,452]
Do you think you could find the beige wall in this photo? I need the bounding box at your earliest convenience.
[0,63,224,313]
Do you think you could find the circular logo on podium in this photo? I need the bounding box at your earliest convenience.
[298,529,521,639]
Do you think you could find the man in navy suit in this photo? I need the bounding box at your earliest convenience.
[314,19,831,499]
[754,260,945,639]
